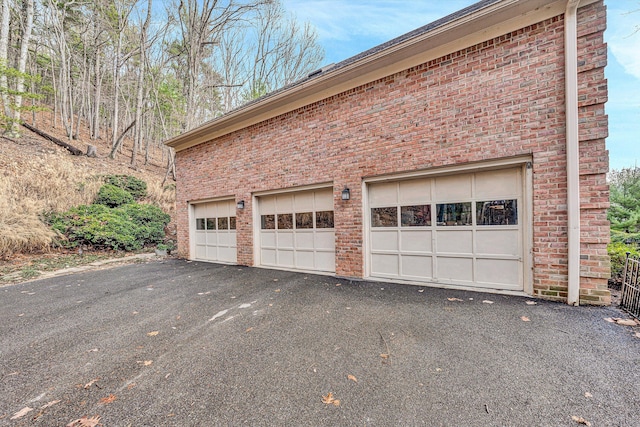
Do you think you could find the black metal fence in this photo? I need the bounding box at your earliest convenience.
[621,253,640,319]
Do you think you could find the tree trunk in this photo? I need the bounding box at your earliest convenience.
[0,0,11,119]
[8,0,35,137]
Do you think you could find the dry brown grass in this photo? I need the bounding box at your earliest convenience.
[0,135,175,260]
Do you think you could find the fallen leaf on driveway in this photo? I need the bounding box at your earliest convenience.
[347,374,358,383]
[525,301,537,305]
[66,415,102,427]
[615,319,637,327]
[322,392,340,406]
[604,317,615,323]
[138,360,153,366]
[10,407,33,420]
[584,392,593,398]
[98,394,116,405]
[84,379,100,389]
[635,332,640,338]
[447,297,463,302]
[274,289,281,292]
[571,415,591,426]
[520,316,530,322]
[147,331,159,336]
[482,300,494,304]
[418,289,424,293]
[41,400,61,409]
[380,353,389,359]
[335,283,341,286]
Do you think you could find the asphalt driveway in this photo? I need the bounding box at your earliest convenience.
[1,259,639,426]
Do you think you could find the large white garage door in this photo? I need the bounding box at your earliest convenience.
[258,188,335,273]
[193,200,237,263]
[368,168,523,290]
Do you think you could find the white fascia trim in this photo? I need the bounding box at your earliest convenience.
[252,182,334,198]
[187,195,236,205]
[362,155,533,184]
[565,0,581,306]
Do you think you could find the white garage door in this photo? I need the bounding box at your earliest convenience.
[258,188,335,273]
[193,200,237,263]
[368,168,523,290]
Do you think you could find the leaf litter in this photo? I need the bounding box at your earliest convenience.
[571,415,591,426]
[322,392,340,406]
[66,415,102,427]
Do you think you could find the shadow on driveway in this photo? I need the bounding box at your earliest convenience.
[1,259,638,426]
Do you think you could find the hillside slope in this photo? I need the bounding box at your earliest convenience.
[0,118,176,264]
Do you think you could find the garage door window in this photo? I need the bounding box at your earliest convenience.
[278,213,294,229]
[206,218,216,230]
[196,218,205,230]
[372,207,397,227]
[296,212,313,229]
[316,211,334,228]
[218,217,228,230]
[476,200,518,225]
[401,205,431,226]
[230,217,236,230]
[436,202,472,226]
[261,214,275,229]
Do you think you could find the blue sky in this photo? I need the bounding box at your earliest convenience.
[282,0,639,171]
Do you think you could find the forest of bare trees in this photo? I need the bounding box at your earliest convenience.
[0,0,324,167]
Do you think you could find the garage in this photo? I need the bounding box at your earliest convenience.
[193,200,237,263]
[257,188,335,273]
[367,168,525,291]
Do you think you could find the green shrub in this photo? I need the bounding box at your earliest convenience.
[95,184,134,208]
[608,242,640,284]
[105,175,147,199]
[48,202,170,251]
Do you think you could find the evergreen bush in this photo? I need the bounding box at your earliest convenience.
[48,202,170,251]
[95,184,134,208]
[104,175,147,199]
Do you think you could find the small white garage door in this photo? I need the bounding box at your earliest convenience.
[368,168,524,290]
[258,188,335,273]
[193,200,237,263]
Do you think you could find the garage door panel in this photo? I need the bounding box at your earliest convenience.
[295,232,315,250]
[206,232,218,245]
[258,188,335,273]
[476,259,520,286]
[192,200,237,264]
[437,257,473,282]
[278,250,295,267]
[219,247,236,263]
[476,229,519,256]
[370,182,398,206]
[399,179,431,204]
[402,255,432,278]
[400,230,432,252]
[206,246,218,260]
[315,189,334,211]
[261,231,276,247]
[436,230,473,254]
[315,231,335,251]
[315,251,335,272]
[277,232,294,249]
[294,192,314,211]
[276,194,294,213]
[368,167,525,291]
[296,251,315,269]
[195,245,206,259]
[371,230,399,251]
[372,254,399,276]
[435,175,472,201]
[261,249,276,265]
[475,169,520,199]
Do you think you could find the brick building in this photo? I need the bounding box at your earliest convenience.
[165,0,610,305]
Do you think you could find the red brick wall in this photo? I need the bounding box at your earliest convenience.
[174,2,609,303]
